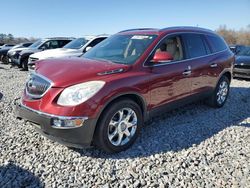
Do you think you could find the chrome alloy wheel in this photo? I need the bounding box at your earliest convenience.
[107,108,138,146]
[216,80,229,105]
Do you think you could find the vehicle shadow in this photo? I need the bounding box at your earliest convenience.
[73,86,250,159]
[0,92,3,100]
[0,163,43,187]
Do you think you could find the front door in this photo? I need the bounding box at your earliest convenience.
[146,35,192,110]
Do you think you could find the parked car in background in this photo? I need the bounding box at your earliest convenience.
[0,44,14,50]
[17,37,73,71]
[233,46,250,79]
[0,42,33,64]
[229,45,245,54]
[8,43,34,66]
[0,44,16,63]
[17,27,234,153]
[28,35,108,70]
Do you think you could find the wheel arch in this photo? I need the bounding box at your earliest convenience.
[216,69,232,86]
[97,92,148,122]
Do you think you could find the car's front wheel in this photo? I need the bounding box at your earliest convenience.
[206,75,230,108]
[1,55,8,64]
[94,99,143,153]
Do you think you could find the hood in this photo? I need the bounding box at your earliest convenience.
[30,48,80,60]
[20,48,41,55]
[235,55,250,65]
[35,58,130,87]
[8,47,29,53]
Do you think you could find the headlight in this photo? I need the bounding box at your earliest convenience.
[57,81,105,106]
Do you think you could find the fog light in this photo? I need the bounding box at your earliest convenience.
[51,118,85,129]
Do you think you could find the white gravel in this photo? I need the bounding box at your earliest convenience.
[0,62,249,187]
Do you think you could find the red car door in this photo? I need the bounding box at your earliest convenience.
[182,33,215,95]
[146,35,192,110]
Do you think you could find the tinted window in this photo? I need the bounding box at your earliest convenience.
[64,38,88,49]
[23,43,32,47]
[83,37,107,52]
[237,47,250,56]
[206,35,227,52]
[202,36,212,54]
[39,40,58,49]
[183,34,207,58]
[59,40,71,47]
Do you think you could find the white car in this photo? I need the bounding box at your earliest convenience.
[28,35,108,70]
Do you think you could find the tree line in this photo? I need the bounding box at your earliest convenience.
[216,25,250,46]
[1,25,250,46]
[0,33,38,45]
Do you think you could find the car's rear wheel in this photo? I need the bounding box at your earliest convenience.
[206,76,230,108]
[94,99,142,153]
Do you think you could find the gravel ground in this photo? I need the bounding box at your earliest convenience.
[0,62,249,187]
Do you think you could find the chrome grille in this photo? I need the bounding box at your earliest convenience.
[25,73,52,99]
[234,64,250,69]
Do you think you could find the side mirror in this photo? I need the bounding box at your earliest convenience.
[85,46,92,52]
[151,51,173,63]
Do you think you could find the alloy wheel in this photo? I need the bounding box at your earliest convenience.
[107,108,137,146]
[216,80,229,105]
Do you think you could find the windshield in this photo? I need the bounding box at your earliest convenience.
[63,38,88,49]
[237,47,250,56]
[83,34,157,64]
[29,39,43,48]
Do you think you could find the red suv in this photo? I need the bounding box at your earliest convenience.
[17,27,234,153]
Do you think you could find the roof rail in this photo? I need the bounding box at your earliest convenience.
[160,26,213,32]
[119,28,157,33]
[46,37,75,40]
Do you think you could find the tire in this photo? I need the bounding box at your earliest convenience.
[20,57,28,71]
[94,98,143,153]
[206,76,230,108]
[2,55,8,64]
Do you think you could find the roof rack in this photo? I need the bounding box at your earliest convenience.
[160,26,214,32]
[119,28,157,33]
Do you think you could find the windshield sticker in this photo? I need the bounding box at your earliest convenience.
[131,35,151,40]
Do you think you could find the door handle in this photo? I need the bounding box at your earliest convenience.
[183,70,192,76]
[210,63,218,68]
[183,65,192,76]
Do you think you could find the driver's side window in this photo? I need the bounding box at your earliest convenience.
[155,35,184,62]
[39,41,50,50]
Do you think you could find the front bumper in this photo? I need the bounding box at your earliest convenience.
[233,67,250,79]
[16,103,98,148]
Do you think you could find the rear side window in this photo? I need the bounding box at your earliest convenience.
[87,37,106,48]
[58,40,71,47]
[206,35,227,53]
[183,34,207,58]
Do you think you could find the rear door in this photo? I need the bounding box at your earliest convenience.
[182,33,213,95]
[147,34,192,109]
